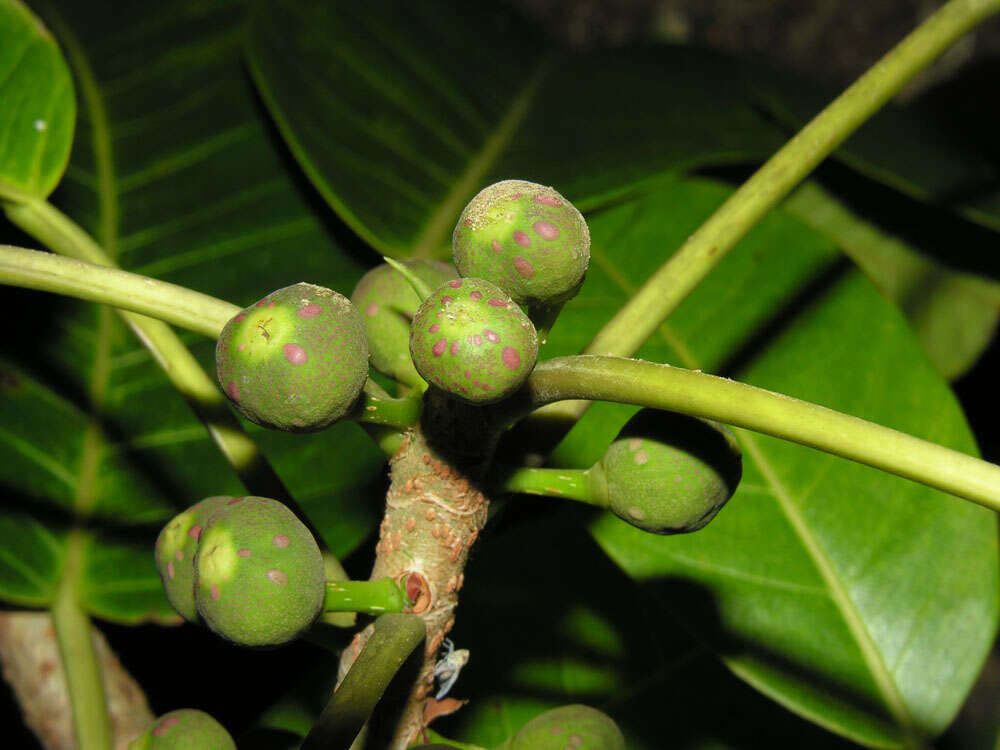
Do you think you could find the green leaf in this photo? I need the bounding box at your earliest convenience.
[541,179,997,745]
[0,0,74,201]
[0,0,382,620]
[784,181,1000,380]
[246,0,784,259]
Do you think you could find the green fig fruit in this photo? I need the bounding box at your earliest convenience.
[215,282,368,432]
[155,496,231,622]
[452,180,590,307]
[409,278,538,404]
[497,704,625,749]
[351,260,457,386]
[194,496,325,646]
[594,410,742,534]
[128,708,235,749]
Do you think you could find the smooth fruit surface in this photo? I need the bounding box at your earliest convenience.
[155,496,231,622]
[452,180,590,307]
[596,410,742,534]
[351,260,457,385]
[127,708,235,749]
[409,278,538,403]
[193,496,325,646]
[499,704,625,749]
[215,282,368,432]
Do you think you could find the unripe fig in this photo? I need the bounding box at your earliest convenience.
[215,282,368,432]
[128,708,235,749]
[350,260,457,385]
[452,180,590,307]
[497,704,625,750]
[194,496,325,647]
[594,410,742,534]
[155,496,231,623]
[409,278,538,404]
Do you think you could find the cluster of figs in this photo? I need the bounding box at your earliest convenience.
[144,180,742,746]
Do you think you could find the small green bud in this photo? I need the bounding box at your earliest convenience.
[194,496,325,647]
[351,260,457,385]
[155,496,231,623]
[452,180,590,307]
[499,704,625,749]
[595,410,742,534]
[215,283,368,432]
[409,278,538,404]
[128,709,235,749]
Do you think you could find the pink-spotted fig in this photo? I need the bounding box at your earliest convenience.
[409,277,538,404]
[215,282,368,432]
[452,180,590,308]
[592,410,742,534]
[127,708,235,749]
[193,496,325,647]
[495,704,625,749]
[350,259,457,386]
[155,496,231,623]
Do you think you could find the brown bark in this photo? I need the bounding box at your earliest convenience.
[0,611,154,750]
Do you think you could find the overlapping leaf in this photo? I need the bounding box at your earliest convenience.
[246,0,785,260]
[533,178,997,746]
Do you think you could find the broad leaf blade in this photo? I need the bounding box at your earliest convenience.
[539,179,997,745]
[246,0,784,259]
[0,0,74,200]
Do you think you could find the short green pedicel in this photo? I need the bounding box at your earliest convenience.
[351,260,457,386]
[497,704,625,749]
[215,283,368,432]
[155,496,231,622]
[453,180,590,308]
[409,278,538,404]
[594,410,742,534]
[128,709,235,749]
[194,496,325,646]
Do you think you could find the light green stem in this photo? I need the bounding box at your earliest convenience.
[0,245,239,336]
[324,578,411,615]
[584,0,1000,361]
[51,531,112,750]
[498,465,600,506]
[521,356,1000,511]
[3,199,296,508]
[350,392,422,431]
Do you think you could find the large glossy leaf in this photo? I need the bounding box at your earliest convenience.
[246,0,784,259]
[0,0,384,622]
[0,0,74,200]
[533,178,998,746]
[784,182,1000,380]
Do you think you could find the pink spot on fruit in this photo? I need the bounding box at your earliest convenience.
[188,525,203,542]
[465,370,471,379]
[267,569,288,586]
[228,497,245,505]
[273,534,290,548]
[298,303,322,319]
[470,291,483,301]
[167,560,175,580]
[153,716,181,737]
[433,339,448,357]
[502,347,521,370]
[533,220,559,240]
[237,343,245,353]
[238,548,251,558]
[210,583,220,601]
[442,296,452,305]
[512,256,536,279]
[268,300,276,308]
[226,382,240,402]
[513,230,531,248]
[534,193,562,207]
[365,302,380,317]
[482,383,491,391]
[175,549,182,562]
[450,341,460,355]
[429,324,440,333]
[472,334,483,346]
[448,279,462,288]
[484,330,500,343]
[491,240,503,254]
[488,298,508,307]
[234,313,246,323]
[283,344,308,365]
[256,299,267,308]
